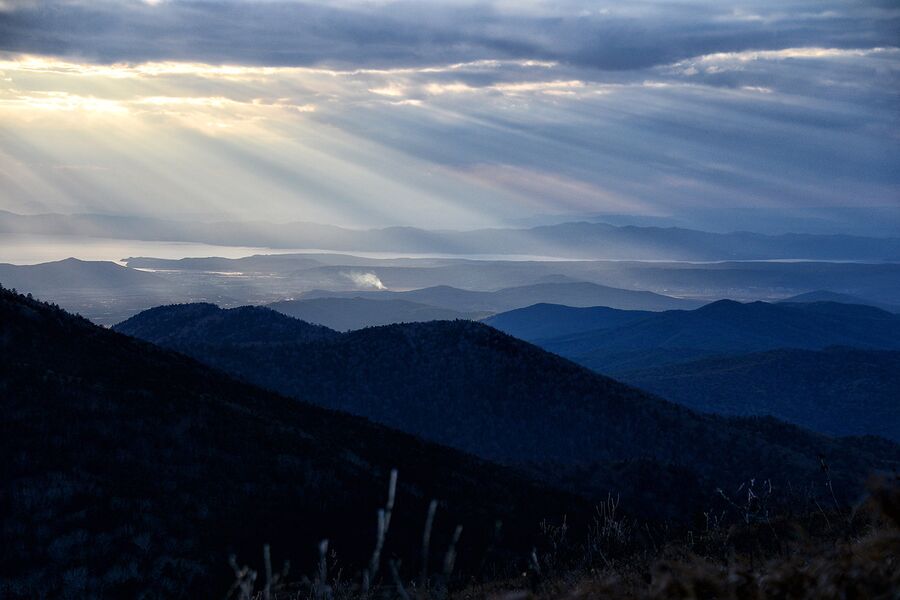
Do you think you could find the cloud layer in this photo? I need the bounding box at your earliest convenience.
[2,1,897,70]
[0,1,898,232]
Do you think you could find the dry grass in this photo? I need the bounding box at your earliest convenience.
[468,480,900,600]
[228,475,899,600]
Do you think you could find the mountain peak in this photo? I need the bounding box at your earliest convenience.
[115,302,339,346]
[694,298,746,312]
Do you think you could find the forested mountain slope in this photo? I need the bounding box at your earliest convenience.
[538,300,900,372]
[117,303,899,519]
[0,288,583,598]
[618,347,900,441]
[483,303,653,341]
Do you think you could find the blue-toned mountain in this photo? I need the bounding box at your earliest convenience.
[619,347,900,441]
[116,302,898,521]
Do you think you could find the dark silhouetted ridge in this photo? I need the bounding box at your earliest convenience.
[116,302,340,346]
[1,287,582,597]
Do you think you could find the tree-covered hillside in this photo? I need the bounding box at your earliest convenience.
[537,299,900,372]
[116,303,899,521]
[618,347,900,441]
[0,287,584,598]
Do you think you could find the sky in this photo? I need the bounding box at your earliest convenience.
[0,0,898,231]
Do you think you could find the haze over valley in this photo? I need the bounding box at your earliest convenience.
[3,214,900,325]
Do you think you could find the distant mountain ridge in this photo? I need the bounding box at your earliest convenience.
[6,254,900,331]
[299,281,699,313]
[0,257,193,325]
[779,290,900,313]
[0,257,166,292]
[0,257,702,325]
[483,303,654,341]
[4,210,900,260]
[269,297,486,330]
[121,254,900,309]
[534,300,900,372]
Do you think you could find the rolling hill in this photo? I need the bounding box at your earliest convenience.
[269,297,485,330]
[0,257,168,292]
[0,258,191,325]
[537,300,900,373]
[483,303,654,341]
[299,281,699,313]
[119,253,900,308]
[117,302,340,345]
[778,290,900,313]
[115,303,898,521]
[618,347,900,441]
[124,253,326,273]
[0,287,583,597]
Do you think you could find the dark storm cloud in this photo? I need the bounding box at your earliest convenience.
[0,1,897,70]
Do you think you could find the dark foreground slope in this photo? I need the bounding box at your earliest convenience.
[0,288,585,598]
[116,304,899,520]
[618,347,900,441]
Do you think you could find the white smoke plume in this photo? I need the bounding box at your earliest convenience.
[343,271,387,290]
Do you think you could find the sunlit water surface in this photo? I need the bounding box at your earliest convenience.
[0,233,591,264]
[0,233,887,266]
